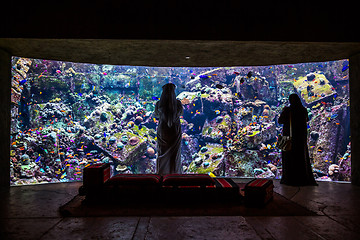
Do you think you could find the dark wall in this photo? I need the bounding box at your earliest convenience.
[350,53,360,186]
[1,1,359,187]
[1,1,359,42]
[0,49,10,189]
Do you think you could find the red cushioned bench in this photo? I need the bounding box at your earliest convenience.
[79,163,241,203]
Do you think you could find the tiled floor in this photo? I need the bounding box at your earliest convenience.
[1,180,359,239]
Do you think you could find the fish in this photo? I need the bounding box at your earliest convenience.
[199,75,208,79]
[215,110,220,114]
[19,79,27,85]
[215,84,224,89]
[247,71,252,78]
[234,71,240,75]
[240,78,245,84]
[35,156,41,162]
[209,172,216,178]
[56,70,61,74]
[331,114,338,119]
[342,65,349,72]
[151,96,159,100]
[103,72,107,75]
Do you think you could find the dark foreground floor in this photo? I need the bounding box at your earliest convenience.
[1,179,360,240]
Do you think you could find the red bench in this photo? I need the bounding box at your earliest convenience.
[80,163,241,203]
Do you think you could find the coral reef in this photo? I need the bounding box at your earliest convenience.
[10,57,351,185]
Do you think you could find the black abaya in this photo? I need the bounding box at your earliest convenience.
[278,106,317,186]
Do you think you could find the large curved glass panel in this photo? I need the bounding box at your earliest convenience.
[10,57,350,185]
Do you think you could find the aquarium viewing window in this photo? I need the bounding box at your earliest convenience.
[10,57,351,185]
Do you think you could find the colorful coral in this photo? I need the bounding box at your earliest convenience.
[10,57,351,185]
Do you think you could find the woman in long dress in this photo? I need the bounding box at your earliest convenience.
[278,93,317,186]
[154,83,183,175]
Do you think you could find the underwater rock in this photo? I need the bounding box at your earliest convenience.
[116,164,128,172]
[310,102,349,173]
[121,135,129,144]
[129,136,140,146]
[267,163,277,172]
[337,143,351,181]
[117,142,124,149]
[328,164,339,176]
[135,116,143,125]
[84,117,96,129]
[310,131,320,141]
[100,112,108,122]
[237,72,271,101]
[146,147,155,157]
[20,154,30,165]
[49,132,57,143]
[127,121,135,128]
[254,168,264,175]
[194,157,203,166]
[181,133,199,166]
[215,116,223,123]
[202,88,234,114]
[306,73,316,81]
[187,143,223,174]
[200,146,208,153]
[214,150,263,177]
[244,122,277,149]
[256,169,275,178]
[122,138,147,165]
[125,109,135,118]
[294,72,336,105]
[109,136,117,144]
[181,98,190,105]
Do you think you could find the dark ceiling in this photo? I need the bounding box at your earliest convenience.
[1,1,359,66]
[1,39,360,67]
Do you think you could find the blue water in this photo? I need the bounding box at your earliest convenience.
[10,57,351,185]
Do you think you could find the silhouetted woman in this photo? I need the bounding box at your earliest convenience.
[154,83,183,174]
[278,93,317,186]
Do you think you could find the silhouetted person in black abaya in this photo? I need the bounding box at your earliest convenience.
[278,94,317,186]
[154,83,183,175]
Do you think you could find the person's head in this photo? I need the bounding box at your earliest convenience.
[161,83,176,96]
[159,83,177,127]
[289,93,303,107]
